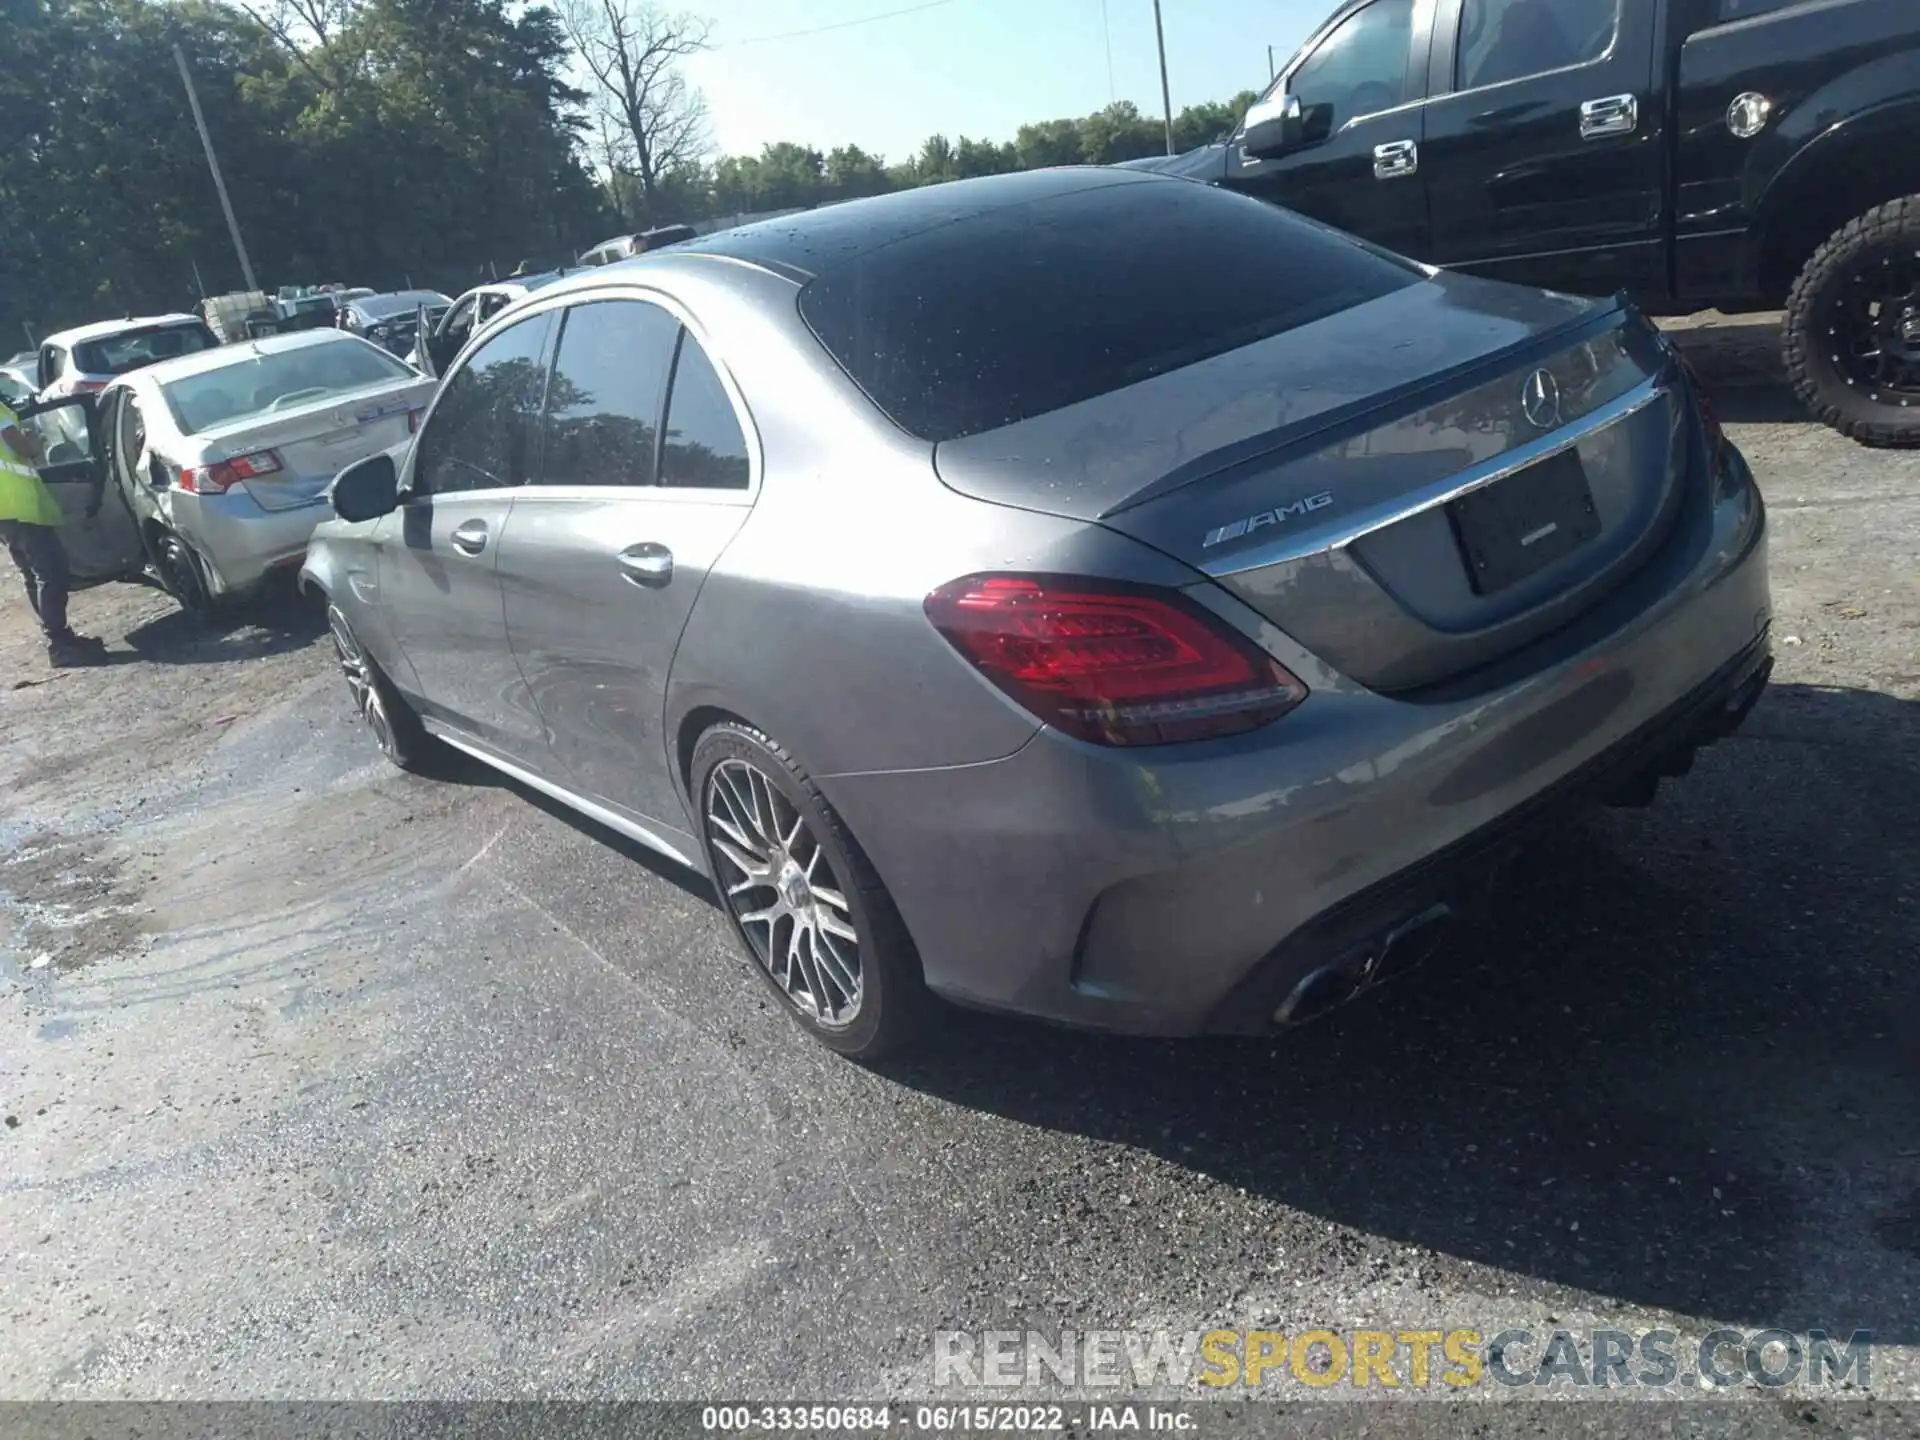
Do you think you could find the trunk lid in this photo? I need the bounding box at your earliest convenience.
[193,380,434,511]
[934,272,1687,694]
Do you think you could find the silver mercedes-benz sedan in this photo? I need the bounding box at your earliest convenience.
[303,168,1772,1060]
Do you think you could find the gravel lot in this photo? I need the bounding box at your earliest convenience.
[1,315,1916,1428]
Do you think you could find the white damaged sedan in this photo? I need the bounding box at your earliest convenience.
[28,329,436,614]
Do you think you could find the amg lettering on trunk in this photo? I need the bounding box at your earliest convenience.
[1203,491,1335,549]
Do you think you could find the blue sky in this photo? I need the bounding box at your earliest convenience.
[680,0,1334,163]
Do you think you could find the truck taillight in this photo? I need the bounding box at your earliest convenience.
[178,449,281,494]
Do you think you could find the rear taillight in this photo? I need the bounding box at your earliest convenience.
[407,408,424,433]
[924,573,1309,747]
[1676,353,1726,457]
[71,379,107,395]
[178,449,281,494]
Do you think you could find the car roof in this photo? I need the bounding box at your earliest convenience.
[350,290,451,312]
[462,273,564,303]
[668,168,1170,282]
[116,328,376,388]
[44,314,207,347]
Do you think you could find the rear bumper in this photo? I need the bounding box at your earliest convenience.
[171,491,329,595]
[822,445,1771,1037]
[1203,635,1771,1032]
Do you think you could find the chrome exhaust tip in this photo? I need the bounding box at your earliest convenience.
[1272,962,1364,1027]
[1366,903,1454,986]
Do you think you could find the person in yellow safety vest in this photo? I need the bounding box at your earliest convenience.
[0,395,106,667]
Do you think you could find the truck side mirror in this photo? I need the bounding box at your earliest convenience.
[1242,93,1305,159]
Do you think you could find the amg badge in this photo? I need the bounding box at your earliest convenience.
[1203,491,1335,549]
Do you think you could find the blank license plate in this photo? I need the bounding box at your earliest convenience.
[1447,449,1601,596]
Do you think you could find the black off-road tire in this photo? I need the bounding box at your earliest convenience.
[1783,195,1920,447]
[326,602,433,772]
[691,721,931,1061]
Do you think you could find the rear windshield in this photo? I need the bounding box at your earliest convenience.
[796,180,1422,443]
[162,337,413,435]
[74,323,217,377]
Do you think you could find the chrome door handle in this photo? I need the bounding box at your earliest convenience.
[1580,94,1639,140]
[616,542,673,588]
[450,518,489,555]
[1373,139,1419,179]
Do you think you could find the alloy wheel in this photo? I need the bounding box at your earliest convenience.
[704,757,863,1028]
[1828,250,1920,404]
[327,606,395,759]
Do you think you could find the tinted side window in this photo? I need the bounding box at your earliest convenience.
[660,333,751,491]
[1457,0,1621,91]
[1289,0,1415,133]
[415,312,553,496]
[538,299,680,488]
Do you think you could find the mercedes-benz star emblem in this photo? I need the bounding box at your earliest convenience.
[1522,369,1562,431]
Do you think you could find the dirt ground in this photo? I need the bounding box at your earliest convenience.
[0,314,1916,1424]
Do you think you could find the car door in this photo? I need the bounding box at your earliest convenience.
[423,293,480,376]
[378,308,555,758]
[1421,0,1664,296]
[496,292,756,836]
[17,393,144,581]
[1222,0,1434,258]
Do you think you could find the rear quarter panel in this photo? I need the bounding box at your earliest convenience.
[654,264,1205,794]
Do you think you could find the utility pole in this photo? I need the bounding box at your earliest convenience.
[1269,45,1277,80]
[1152,0,1175,155]
[173,42,257,295]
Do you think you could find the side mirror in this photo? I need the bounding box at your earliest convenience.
[330,453,399,523]
[1242,93,1305,159]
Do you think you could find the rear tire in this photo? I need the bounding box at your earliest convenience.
[691,721,930,1060]
[327,602,431,771]
[1783,195,1920,447]
[155,530,225,620]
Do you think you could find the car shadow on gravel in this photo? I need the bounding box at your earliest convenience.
[416,743,718,905]
[1665,318,1811,426]
[120,587,326,665]
[881,680,1920,1343]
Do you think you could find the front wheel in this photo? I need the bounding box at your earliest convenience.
[327,603,431,770]
[1784,195,1920,447]
[691,722,930,1060]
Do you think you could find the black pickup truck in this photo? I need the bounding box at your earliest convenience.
[1136,0,1920,444]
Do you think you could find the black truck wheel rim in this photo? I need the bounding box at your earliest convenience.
[1828,249,1920,404]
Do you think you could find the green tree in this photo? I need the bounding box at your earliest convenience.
[1012,118,1085,170]
[1076,101,1161,165]
[823,144,889,200]
[953,136,1016,179]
